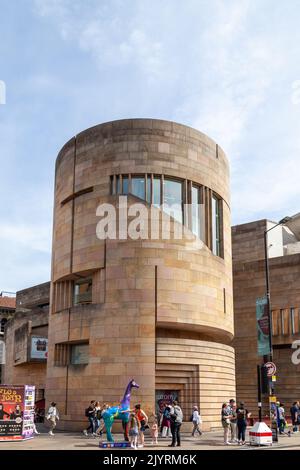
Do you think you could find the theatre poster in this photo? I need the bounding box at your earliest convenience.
[0,385,35,441]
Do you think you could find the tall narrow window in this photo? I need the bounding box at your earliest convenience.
[153,177,161,207]
[291,308,295,335]
[280,309,285,335]
[146,176,151,203]
[192,185,201,238]
[163,178,183,224]
[212,195,221,256]
[116,176,121,194]
[131,176,145,199]
[122,176,129,194]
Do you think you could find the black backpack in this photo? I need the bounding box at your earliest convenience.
[85,407,90,418]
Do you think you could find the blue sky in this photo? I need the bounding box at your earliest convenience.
[0,0,300,292]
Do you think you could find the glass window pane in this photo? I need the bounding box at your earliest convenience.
[122,176,129,194]
[163,178,183,224]
[71,344,89,365]
[74,278,92,305]
[131,176,145,200]
[116,176,121,194]
[192,186,200,238]
[291,308,295,335]
[153,177,161,207]
[146,176,151,203]
[212,196,220,256]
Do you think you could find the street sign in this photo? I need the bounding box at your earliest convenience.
[265,361,276,376]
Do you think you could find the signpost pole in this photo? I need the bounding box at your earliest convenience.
[257,365,262,422]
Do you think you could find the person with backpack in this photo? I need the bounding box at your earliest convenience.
[83,400,96,436]
[161,405,172,437]
[236,402,250,445]
[191,405,202,437]
[169,400,183,447]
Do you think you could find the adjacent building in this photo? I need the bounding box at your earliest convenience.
[3,282,49,403]
[0,293,16,382]
[233,216,300,415]
[46,118,235,431]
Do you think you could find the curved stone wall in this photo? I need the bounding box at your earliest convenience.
[46,119,235,430]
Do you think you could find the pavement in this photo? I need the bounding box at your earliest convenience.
[1,426,300,450]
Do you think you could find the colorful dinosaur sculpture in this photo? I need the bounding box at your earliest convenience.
[102,379,140,442]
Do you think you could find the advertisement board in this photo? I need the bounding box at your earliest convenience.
[0,385,35,441]
[256,296,271,356]
[155,390,179,415]
[30,337,48,360]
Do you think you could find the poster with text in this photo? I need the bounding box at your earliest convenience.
[155,390,179,415]
[0,385,24,441]
[30,337,48,360]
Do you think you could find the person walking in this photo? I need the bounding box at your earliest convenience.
[94,401,102,435]
[161,405,172,437]
[278,403,286,434]
[236,402,250,445]
[46,402,59,436]
[169,401,183,447]
[229,400,237,443]
[290,401,299,433]
[134,404,148,448]
[95,404,107,436]
[221,403,232,445]
[83,400,96,436]
[191,405,202,437]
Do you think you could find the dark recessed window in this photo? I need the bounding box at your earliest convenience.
[116,175,121,194]
[71,343,89,365]
[74,277,92,305]
[122,176,129,194]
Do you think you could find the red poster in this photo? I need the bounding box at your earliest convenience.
[0,386,24,440]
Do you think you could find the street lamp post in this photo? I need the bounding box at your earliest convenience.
[263,216,292,429]
[263,216,292,362]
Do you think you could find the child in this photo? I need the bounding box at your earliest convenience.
[129,413,140,449]
[151,415,159,445]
